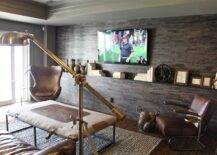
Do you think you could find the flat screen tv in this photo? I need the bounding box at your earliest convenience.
[98,29,148,65]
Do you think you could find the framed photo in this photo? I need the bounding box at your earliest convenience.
[212,79,217,89]
[191,76,202,87]
[174,70,189,85]
[213,73,217,89]
[202,76,212,88]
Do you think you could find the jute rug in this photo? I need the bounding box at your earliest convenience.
[98,127,162,155]
[0,120,161,155]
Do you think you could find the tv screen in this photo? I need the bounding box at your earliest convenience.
[98,29,148,65]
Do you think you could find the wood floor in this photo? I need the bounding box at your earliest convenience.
[116,117,217,155]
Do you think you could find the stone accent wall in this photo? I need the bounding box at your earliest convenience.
[56,14,217,131]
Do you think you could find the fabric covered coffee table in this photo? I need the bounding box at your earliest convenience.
[6,100,117,149]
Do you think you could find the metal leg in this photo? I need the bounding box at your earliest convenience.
[97,124,116,153]
[196,138,206,149]
[5,114,33,133]
[112,124,116,143]
[6,115,9,131]
[33,127,37,147]
[78,84,84,155]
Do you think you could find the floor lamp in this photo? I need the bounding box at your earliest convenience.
[0,31,125,155]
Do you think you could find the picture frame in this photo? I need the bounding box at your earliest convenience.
[213,73,217,89]
[191,76,202,87]
[202,76,213,88]
[212,79,217,89]
[174,69,189,85]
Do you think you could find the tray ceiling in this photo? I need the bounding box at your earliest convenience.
[0,0,217,25]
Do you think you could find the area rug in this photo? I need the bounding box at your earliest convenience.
[0,120,161,155]
[99,127,162,155]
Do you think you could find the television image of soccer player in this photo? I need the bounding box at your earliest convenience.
[120,33,134,63]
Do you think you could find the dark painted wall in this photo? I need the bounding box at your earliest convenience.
[0,19,45,66]
[57,14,217,73]
[56,14,217,131]
[0,19,57,66]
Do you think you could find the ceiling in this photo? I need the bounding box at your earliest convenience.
[0,0,217,26]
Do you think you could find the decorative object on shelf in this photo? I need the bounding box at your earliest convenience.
[134,67,154,82]
[213,73,217,89]
[113,72,125,79]
[80,65,86,75]
[202,76,213,88]
[174,69,189,85]
[87,62,96,73]
[69,59,75,70]
[62,58,69,72]
[155,64,173,83]
[138,111,158,132]
[87,61,105,77]
[212,77,217,89]
[88,70,105,77]
[74,63,81,74]
[84,60,89,74]
[65,58,88,75]
[64,58,69,66]
[190,76,202,87]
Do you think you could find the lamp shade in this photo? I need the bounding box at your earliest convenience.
[0,31,29,46]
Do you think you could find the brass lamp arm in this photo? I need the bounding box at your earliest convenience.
[26,34,125,121]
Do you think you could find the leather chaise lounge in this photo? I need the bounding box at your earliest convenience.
[0,130,76,155]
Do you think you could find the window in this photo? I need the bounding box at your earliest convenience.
[0,45,30,105]
[0,46,13,104]
[14,45,30,103]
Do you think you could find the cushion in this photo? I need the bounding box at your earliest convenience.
[156,116,197,137]
[0,131,76,155]
[0,132,38,155]
[34,91,54,97]
[7,100,117,140]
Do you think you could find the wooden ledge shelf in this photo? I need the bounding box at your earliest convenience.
[86,75,216,92]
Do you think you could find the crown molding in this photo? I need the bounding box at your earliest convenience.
[49,0,195,16]
[0,0,48,19]
[0,0,217,25]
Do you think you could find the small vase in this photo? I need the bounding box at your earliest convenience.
[80,65,86,75]
[74,64,81,74]
[70,59,75,71]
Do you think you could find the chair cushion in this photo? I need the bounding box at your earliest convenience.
[156,116,197,137]
[0,131,76,155]
[34,91,54,97]
[0,132,38,155]
[30,65,62,101]
[30,87,62,101]
[190,95,210,116]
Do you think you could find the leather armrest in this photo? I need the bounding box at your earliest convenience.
[34,139,76,155]
[173,109,199,117]
[163,101,189,109]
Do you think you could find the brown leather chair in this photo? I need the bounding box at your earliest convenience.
[30,65,63,101]
[0,130,76,155]
[156,95,216,150]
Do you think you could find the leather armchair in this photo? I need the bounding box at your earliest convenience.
[35,139,76,155]
[0,130,76,155]
[30,65,63,101]
[156,95,216,150]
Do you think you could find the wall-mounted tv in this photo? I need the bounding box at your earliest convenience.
[98,29,148,65]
